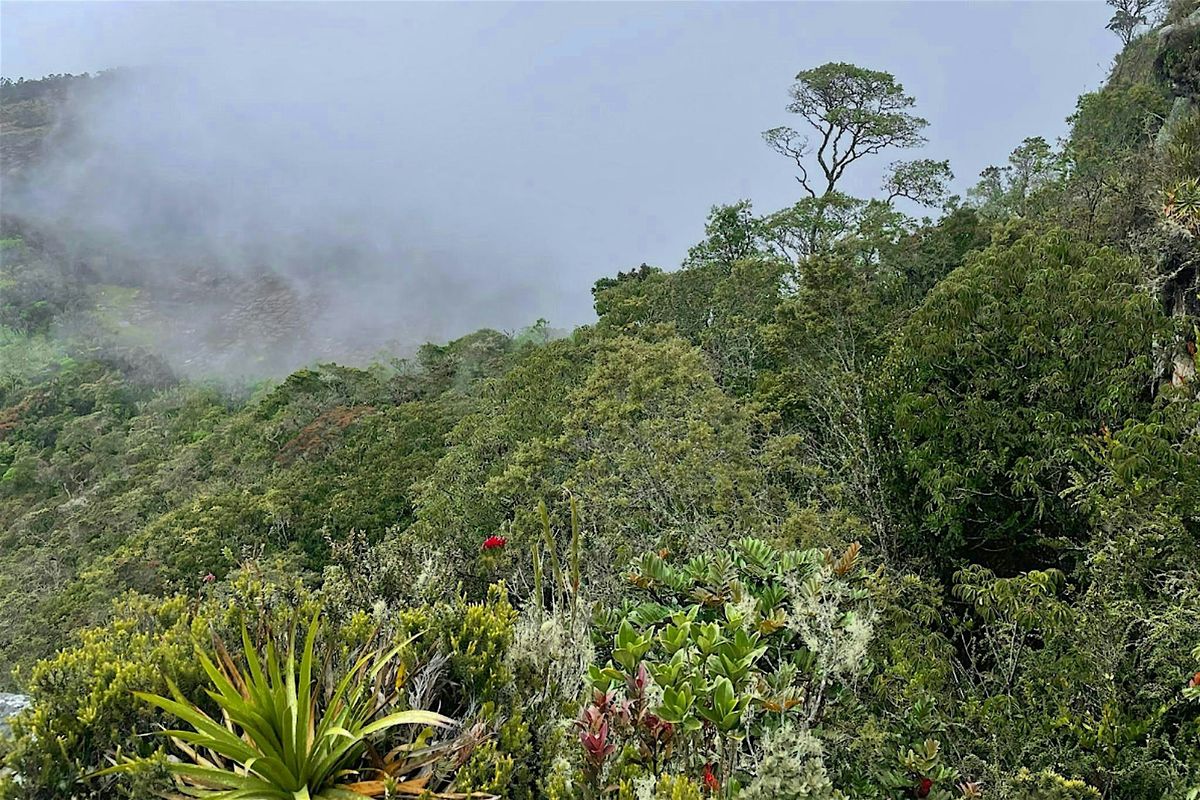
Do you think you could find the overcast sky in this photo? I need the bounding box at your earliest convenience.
[2,1,1120,332]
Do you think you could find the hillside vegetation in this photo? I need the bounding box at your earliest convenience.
[1,2,1199,798]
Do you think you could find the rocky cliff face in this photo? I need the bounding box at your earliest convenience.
[1152,4,1200,392]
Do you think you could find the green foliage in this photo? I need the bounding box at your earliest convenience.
[1163,176,1200,233]
[883,159,954,208]
[454,739,516,797]
[4,43,1200,800]
[1157,9,1200,96]
[582,538,872,792]
[764,63,928,198]
[399,583,518,706]
[0,355,465,682]
[409,335,596,593]
[650,775,703,800]
[540,337,758,583]
[414,335,760,600]
[1076,396,1200,589]
[1065,80,1171,240]
[740,724,844,800]
[884,229,1165,569]
[684,202,768,270]
[101,612,456,799]
[1010,768,1102,800]
[0,595,206,799]
[968,137,1065,222]
[1,571,521,799]
[1105,0,1160,46]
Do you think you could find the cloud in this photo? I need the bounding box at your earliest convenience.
[4,5,573,376]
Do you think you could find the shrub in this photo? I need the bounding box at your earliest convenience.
[579,537,872,795]
[883,229,1165,570]
[1009,768,1102,800]
[100,612,462,799]
[740,724,844,800]
[0,595,206,799]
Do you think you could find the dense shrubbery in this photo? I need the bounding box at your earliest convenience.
[2,7,1200,798]
[882,229,1165,571]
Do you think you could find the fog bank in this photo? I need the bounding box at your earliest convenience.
[1,2,1118,376]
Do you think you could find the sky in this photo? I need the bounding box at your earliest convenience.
[1,1,1121,341]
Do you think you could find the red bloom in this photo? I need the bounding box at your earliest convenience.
[202,572,216,583]
[916,777,933,798]
[482,535,507,550]
[703,763,720,792]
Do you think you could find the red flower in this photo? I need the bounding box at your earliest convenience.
[202,572,216,583]
[703,763,720,792]
[482,535,507,550]
[916,777,933,798]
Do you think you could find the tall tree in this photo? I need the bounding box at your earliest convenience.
[763,63,928,199]
[967,136,1064,220]
[683,201,767,270]
[1105,0,1161,45]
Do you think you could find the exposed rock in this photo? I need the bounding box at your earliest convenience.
[1154,8,1200,152]
[0,692,30,737]
[1154,6,1200,99]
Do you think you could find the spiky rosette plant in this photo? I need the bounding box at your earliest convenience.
[98,613,484,799]
[1163,177,1200,235]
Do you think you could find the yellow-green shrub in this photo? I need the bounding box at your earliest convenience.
[1,594,206,799]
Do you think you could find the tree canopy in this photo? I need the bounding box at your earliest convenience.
[2,14,1200,798]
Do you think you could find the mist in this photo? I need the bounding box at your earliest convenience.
[0,1,1119,378]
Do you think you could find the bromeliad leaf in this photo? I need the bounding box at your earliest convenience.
[95,612,470,799]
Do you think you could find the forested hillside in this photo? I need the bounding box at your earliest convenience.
[1,1,1199,798]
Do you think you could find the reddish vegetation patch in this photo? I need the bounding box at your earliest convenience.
[276,404,376,464]
[0,392,46,440]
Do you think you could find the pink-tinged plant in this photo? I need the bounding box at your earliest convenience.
[591,688,617,714]
[482,535,507,550]
[577,704,616,774]
[626,661,651,696]
[638,712,674,761]
[958,781,984,800]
